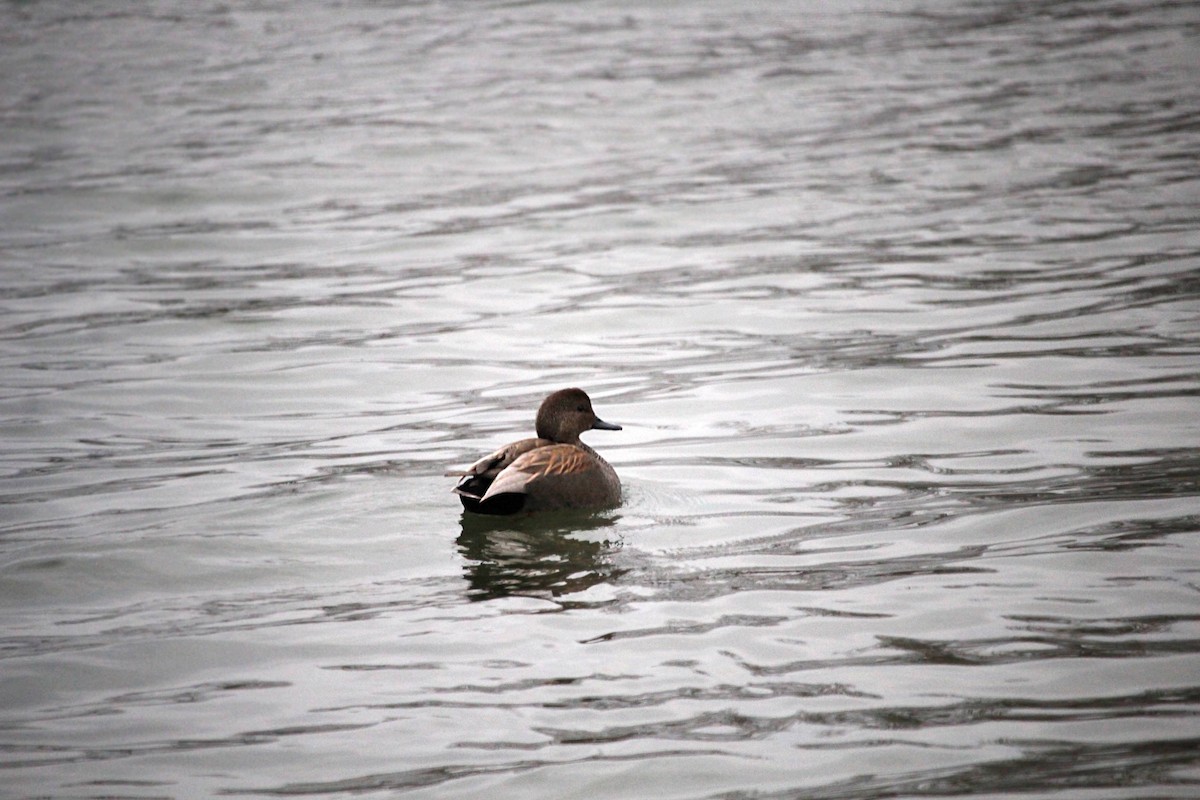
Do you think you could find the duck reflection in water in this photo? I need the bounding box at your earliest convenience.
[446,388,622,515]
[456,512,625,601]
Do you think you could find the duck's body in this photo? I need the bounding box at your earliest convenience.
[448,389,622,515]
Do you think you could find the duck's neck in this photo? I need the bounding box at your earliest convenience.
[576,440,603,459]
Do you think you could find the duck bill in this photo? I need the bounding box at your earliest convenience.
[591,417,622,431]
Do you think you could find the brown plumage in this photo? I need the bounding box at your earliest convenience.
[446,388,622,515]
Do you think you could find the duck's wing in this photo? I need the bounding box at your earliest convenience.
[447,438,548,499]
[480,444,593,501]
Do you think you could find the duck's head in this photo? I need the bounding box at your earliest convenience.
[535,388,622,443]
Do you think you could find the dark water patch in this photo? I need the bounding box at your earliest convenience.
[0,577,467,661]
[534,687,1200,749]
[582,614,788,645]
[605,547,994,607]
[877,628,1200,666]
[771,736,1200,799]
[0,722,375,771]
[801,448,1200,531]
[1,680,292,731]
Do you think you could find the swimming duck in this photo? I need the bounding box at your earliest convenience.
[447,388,622,515]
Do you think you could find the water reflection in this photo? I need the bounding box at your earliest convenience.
[455,512,624,602]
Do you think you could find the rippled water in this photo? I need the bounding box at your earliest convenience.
[3,1,1199,798]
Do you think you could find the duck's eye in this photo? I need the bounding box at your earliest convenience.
[577,405,587,412]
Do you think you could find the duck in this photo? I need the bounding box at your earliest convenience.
[447,388,622,515]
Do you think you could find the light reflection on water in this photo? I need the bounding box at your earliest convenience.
[2,1,1199,798]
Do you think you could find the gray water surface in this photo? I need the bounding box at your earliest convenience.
[2,1,1200,798]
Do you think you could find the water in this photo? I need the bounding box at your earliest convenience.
[2,1,1199,797]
